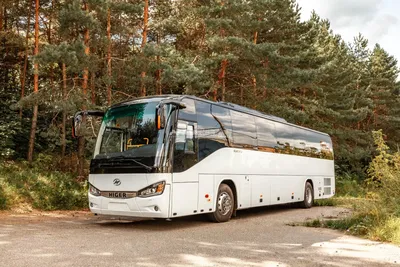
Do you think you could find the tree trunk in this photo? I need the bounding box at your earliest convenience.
[252,31,258,96]
[262,57,269,99]
[27,0,40,163]
[156,33,161,95]
[1,6,6,31]
[82,11,89,95]
[48,0,54,100]
[0,6,3,30]
[20,0,33,119]
[140,0,148,97]
[218,59,228,101]
[107,7,112,105]
[141,0,148,49]
[78,1,90,177]
[91,71,95,104]
[156,69,161,95]
[216,0,226,102]
[61,63,67,157]
[77,134,85,178]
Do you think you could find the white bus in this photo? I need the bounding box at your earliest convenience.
[73,95,335,222]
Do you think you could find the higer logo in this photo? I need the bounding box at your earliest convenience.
[113,179,121,186]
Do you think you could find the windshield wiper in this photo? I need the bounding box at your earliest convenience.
[109,156,153,172]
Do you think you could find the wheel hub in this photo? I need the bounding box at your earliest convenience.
[218,192,232,216]
[306,187,312,203]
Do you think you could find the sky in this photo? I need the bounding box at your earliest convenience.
[297,0,400,67]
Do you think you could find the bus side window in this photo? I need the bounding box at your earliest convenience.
[185,125,195,153]
[178,98,196,121]
[196,102,230,162]
[274,123,294,153]
[292,128,308,156]
[230,110,257,149]
[211,105,233,145]
[173,121,197,172]
[255,118,276,152]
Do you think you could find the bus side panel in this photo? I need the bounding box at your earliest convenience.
[312,176,335,200]
[251,175,271,207]
[269,176,305,205]
[198,174,215,213]
[214,175,251,210]
[170,182,198,218]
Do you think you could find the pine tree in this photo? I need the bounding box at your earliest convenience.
[368,45,400,145]
[308,16,373,174]
[27,0,40,163]
[20,0,33,119]
[1,0,399,179]
[106,4,112,104]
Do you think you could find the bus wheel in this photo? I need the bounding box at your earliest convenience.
[209,183,234,223]
[300,182,314,209]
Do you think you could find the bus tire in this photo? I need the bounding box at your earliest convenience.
[209,183,234,223]
[299,182,314,209]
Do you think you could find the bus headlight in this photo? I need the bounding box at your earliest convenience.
[89,183,101,196]
[138,181,165,198]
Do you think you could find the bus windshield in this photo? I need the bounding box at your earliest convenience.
[94,101,159,163]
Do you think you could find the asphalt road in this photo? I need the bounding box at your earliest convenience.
[1,206,399,267]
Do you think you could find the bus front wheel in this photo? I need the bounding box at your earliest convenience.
[299,182,314,209]
[209,183,234,223]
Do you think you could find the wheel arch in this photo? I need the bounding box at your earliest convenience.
[220,179,238,212]
[305,178,314,198]
[305,178,314,189]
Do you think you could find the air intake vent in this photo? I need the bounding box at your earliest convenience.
[324,187,331,195]
[324,178,331,186]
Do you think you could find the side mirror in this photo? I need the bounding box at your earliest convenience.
[72,110,105,138]
[156,104,166,130]
[72,112,84,138]
[162,99,186,109]
[156,100,186,131]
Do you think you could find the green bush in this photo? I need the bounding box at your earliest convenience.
[0,182,7,209]
[0,161,88,211]
[335,173,365,197]
[308,130,400,244]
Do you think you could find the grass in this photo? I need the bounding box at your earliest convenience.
[305,213,374,236]
[305,131,400,245]
[307,183,400,244]
[0,160,88,211]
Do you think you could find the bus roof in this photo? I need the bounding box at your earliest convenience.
[110,94,330,137]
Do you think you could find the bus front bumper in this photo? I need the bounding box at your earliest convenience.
[88,185,170,219]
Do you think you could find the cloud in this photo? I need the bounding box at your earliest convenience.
[297,0,399,43]
[312,0,382,29]
[297,0,400,79]
[298,0,382,28]
[367,14,398,40]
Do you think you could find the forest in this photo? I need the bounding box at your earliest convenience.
[0,0,399,216]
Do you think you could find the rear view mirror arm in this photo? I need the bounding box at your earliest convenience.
[74,110,105,118]
[72,110,105,138]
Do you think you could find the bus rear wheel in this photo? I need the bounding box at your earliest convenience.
[299,182,314,209]
[209,183,234,223]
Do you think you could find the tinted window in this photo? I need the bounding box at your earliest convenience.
[304,131,333,159]
[178,98,196,121]
[275,122,333,159]
[255,118,276,152]
[211,105,233,145]
[196,101,228,161]
[173,121,198,172]
[275,123,306,155]
[230,110,257,148]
